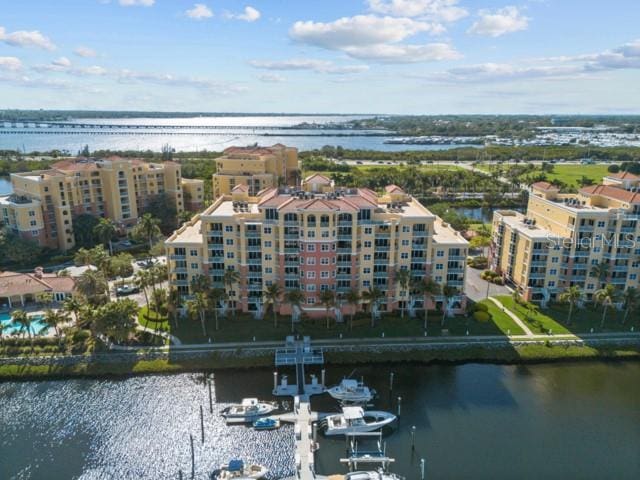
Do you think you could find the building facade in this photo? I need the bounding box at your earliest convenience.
[212,144,300,197]
[490,173,640,304]
[0,157,192,251]
[166,181,467,319]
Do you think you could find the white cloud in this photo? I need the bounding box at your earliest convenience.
[367,0,468,22]
[249,58,369,74]
[119,0,155,6]
[0,56,23,71]
[343,42,461,63]
[0,26,56,50]
[186,4,213,20]
[258,73,286,83]
[468,6,529,37]
[74,46,97,58]
[52,56,72,68]
[225,6,261,22]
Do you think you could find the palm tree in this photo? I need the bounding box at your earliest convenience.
[344,288,360,331]
[223,268,241,318]
[43,308,68,338]
[63,295,84,327]
[441,285,458,327]
[11,310,33,346]
[137,213,162,251]
[362,287,384,327]
[187,291,209,336]
[263,283,283,328]
[414,278,441,331]
[594,284,619,328]
[319,289,336,329]
[134,270,152,311]
[284,289,305,333]
[0,322,5,346]
[590,262,610,288]
[93,218,117,255]
[151,287,167,316]
[208,288,227,331]
[190,273,211,294]
[76,270,109,306]
[559,286,582,325]
[621,287,640,324]
[394,269,411,319]
[166,288,181,327]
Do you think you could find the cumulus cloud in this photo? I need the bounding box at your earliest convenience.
[74,46,97,58]
[367,0,468,22]
[52,57,72,68]
[0,56,23,71]
[224,6,261,22]
[186,4,213,20]
[258,73,286,83]
[289,14,457,63]
[249,58,369,74]
[119,0,155,6]
[0,26,56,50]
[468,6,529,37]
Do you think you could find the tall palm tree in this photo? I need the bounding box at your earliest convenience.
[284,289,305,333]
[43,308,68,338]
[76,270,109,306]
[263,283,283,328]
[63,295,84,327]
[394,269,411,319]
[594,284,619,328]
[559,286,582,325]
[223,268,241,318]
[319,289,336,329]
[0,322,5,346]
[344,288,360,332]
[190,273,211,294]
[137,213,162,251]
[590,262,610,288]
[11,310,33,346]
[208,288,227,331]
[93,218,117,255]
[187,291,209,336]
[362,287,384,327]
[414,278,441,331]
[166,288,181,327]
[134,269,152,311]
[621,287,639,325]
[441,285,458,327]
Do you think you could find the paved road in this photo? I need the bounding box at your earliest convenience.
[465,265,511,303]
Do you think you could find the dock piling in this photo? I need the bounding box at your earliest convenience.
[420,458,425,480]
[189,434,195,480]
[411,425,416,450]
[397,396,402,417]
[200,405,204,444]
[208,379,213,414]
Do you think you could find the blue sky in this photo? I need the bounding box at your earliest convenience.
[0,0,639,114]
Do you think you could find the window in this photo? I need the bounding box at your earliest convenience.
[401,253,409,259]
[307,271,316,279]
[306,284,316,291]
[436,264,443,270]
[363,267,371,274]
[264,241,272,247]
[226,239,234,245]
[550,269,557,275]
[321,244,329,251]
[226,252,234,259]
[191,263,198,269]
[364,227,372,235]
[364,254,371,261]
[591,259,598,265]
[190,249,198,256]
[264,254,272,261]
[435,276,442,283]
[321,258,329,265]
[401,240,409,246]
[548,281,556,287]
[363,280,371,287]
[321,271,329,279]
[552,257,559,263]
[597,221,606,227]
[402,226,410,232]
[308,231,316,238]
[225,225,233,232]
[629,274,637,280]
[264,227,272,234]
[364,241,372,248]
[31,230,38,236]
[28,211,35,217]
[321,231,329,238]
[307,258,316,265]
[587,283,595,289]
[265,267,273,274]
[307,297,316,305]
[30,220,37,226]
[436,250,444,257]
[308,244,316,252]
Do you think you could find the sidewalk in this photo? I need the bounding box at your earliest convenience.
[488,296,534,336]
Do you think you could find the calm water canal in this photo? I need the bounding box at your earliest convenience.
[1,362,639,480]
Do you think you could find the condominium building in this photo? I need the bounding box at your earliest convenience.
[0,157,192,251]
[490,173,640,304]
[212,144,300,197]
[166,180,467,319]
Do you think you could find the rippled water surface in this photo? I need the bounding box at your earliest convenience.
[1,362,639,480]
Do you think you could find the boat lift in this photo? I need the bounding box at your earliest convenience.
[340,432,396,472]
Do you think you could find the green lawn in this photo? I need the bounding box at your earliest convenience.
[478,299,525,335]
[495,295,637,335]
[533,164,610,188]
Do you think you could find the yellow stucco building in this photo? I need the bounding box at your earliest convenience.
[491,173,640,304]
[166,179,468,320]
[212,144,300,197]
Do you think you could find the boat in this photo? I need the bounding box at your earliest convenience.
[211,460,268,479]
[253,417,280,430]
[323,407,396,436]
[221,398,278,421]
[328,378,376,404]
[345,471,404,480]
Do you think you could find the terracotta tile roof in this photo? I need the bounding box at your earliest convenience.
[51,159,98,172]
[607,171,640,180]
[304,173,332,184]
[531,181,558,191]
[231,184,249,193]
[580,185,640,203]
[0,271,75,298]
[385,184,404,194]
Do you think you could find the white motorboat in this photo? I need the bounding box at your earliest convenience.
[323,407,396,436]
[211,460,268,480]
[328,379,376,404]
[221,398,278,421]
[345,471,404,480]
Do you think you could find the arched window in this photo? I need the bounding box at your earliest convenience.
[320,215,330,227]
[307,214,316,227]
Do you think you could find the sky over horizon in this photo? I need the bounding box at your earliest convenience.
[0,0,639,114]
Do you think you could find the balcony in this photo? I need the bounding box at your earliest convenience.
[284,247,299,254]
[337,234,352,241]
[170,254,186,260]
[284,221,300,227]
[338,221,352,227]
[246,245,262,252]
[248,284,263,291]
[374,245,390,252]
[284,233,299,240]
[337,247,353,254]
[207,231,224,237]
[412,231,429,237]
[336,273,353,280]
[373,271,388,278]
[247,258,262,265]
[448,255,467,261]
[530,260,547,267]
[374,258,389,265]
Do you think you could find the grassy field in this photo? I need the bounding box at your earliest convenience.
[479,163,610,188]
[495,295,637,335]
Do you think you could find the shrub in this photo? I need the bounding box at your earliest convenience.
[473,303,489,313]
[492,277,504,285]
[474,311,491,322]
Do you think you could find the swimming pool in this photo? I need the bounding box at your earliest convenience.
[0,312,50,336]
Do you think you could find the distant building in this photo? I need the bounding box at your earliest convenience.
[0,157,199,251]
[212,144,300,197]
[0,267,75,309]
[166,179,467,319]
[490,174,640,304]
